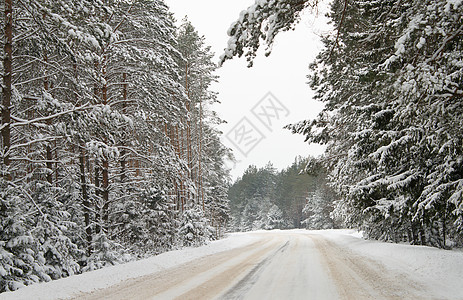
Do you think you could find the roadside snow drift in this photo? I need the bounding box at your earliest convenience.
[1,230,462,300]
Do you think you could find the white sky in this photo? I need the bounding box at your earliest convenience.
[165,0,331,179]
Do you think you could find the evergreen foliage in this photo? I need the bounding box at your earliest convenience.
[225,0,463,248]
[228,158,336,231]
[0,0,230,292]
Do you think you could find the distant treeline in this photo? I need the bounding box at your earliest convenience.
[228,157,337,231]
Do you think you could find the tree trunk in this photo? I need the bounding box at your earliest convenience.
[120,147,126,182]
[101,61,109,232]
[419,222,426,246]
[95,163,101,234]
[80,146,92,255]
[120,73,128,183]
[54,140,58,183]
[42,12,54,185]
[199,88,204,210]
[44,75,53,184]
[102,158,109,231]
[185,63,192,203]
[2,0,13,176]
[46,144,53,184]
[442,208,447,248]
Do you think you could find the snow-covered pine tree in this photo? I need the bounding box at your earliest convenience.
[294,0,463,247]
[0,0,103,290]
[1,0,233,292]
[175,18,231,239]
[225,0,462,247]
[91,0,188,255]
[178,203,212,247]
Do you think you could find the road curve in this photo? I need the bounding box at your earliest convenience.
[75,231,431,300]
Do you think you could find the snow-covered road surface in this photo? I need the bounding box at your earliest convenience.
[2,230,463,300]
[73,231,462,300]
[78,232,340,300]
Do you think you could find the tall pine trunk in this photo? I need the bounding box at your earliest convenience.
[101,61,109,232]
[198,83,204,210]
[80,146,92,255]
[94,162,101,234]
[102,159,109,232]
[120,73,128,183]
[2,0,13,175]
[44,66,53,184]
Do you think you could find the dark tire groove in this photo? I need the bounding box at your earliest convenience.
[219,240,290,299]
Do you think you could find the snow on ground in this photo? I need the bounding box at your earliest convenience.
[0,233,259,300]
[1,229,463,300]
[304,229,463,299]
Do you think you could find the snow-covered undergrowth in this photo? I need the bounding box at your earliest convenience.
[0,233,258,300]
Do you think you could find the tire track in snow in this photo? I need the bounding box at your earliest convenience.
[75,235,280,300]
[167,237,284,300]
[75,231,439,300]
[310,234,431,300]
[230,232,339,299]
[217,240,290,299]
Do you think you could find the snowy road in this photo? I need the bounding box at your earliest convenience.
[74,231,439,300]
[3,229,462,300]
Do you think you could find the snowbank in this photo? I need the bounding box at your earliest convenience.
[2,229,462,300]
[304,229,463,299]
[0,233,258,300]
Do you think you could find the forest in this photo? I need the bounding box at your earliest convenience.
[0,0,231,292]
[228,157,337,231]
[222,0,463,249]
[2,0,463,294]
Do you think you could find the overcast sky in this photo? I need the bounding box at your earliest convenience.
[165,0,331,179]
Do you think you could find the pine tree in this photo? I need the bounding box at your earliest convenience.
[226,0,463,247]
[1,0,233,292]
